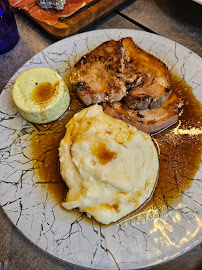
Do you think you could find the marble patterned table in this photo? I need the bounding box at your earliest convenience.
[0,0,201,270]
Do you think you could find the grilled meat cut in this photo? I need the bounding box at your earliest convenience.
[120,38,172,111]
[72,37,183,134]
[103,90,183,134]
[72,40,127,105]
[72,37,172,110]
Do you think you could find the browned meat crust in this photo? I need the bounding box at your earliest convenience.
[103,90,183,134]
[72,37,183,134]
[119,38,172,110]
[71,40,126,105]
[72,37,172,110]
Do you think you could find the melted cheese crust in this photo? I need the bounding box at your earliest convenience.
[59,105,159,224]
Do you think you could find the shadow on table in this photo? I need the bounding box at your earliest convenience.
[154,0,202,27]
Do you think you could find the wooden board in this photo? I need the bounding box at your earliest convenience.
[31,0,131,39]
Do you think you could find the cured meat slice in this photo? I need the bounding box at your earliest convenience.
[9,0,94,25]
[103,90,183,134]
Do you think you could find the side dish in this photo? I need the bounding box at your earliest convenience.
[12,68,70,124]
[59,105,159,224]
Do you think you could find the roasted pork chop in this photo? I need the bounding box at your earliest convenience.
[72,37,172,109]
[120,38,172,111]
[72,40,127,105]
[103,90,183,134]
[72,37,183,134]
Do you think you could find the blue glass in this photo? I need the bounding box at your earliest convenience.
[0,0,19,54]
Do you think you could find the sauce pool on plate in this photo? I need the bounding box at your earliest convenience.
[30,74,202,224]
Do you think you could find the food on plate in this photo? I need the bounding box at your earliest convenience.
[9,0,94,26]
[38,0,66,11]
[59,104,159,224]
[72,37,172,108]
[119,37,172,111]
[72,37,183,134]
[72,39,127,105]
[103,90,183,134]
[12,68,70,124]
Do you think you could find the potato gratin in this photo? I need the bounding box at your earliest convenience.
[12,68,70,124]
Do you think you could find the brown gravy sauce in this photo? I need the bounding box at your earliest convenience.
[31,74,202,224]
[92,142,117,165]
[31,81,58,105]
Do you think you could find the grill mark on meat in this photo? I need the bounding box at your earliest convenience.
[137,112,144,118]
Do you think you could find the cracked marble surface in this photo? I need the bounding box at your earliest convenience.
[0,29,202,269]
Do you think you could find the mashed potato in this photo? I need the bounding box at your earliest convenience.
[59,105,159,224]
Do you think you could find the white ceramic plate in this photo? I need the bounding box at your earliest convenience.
[193,0,202,5]
[0,29,202,270]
